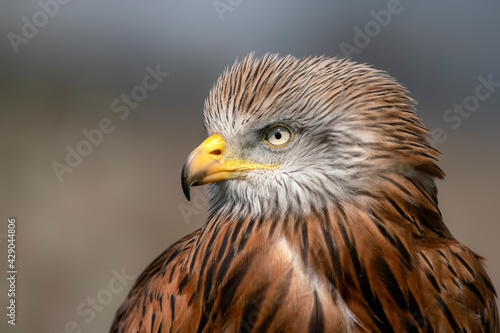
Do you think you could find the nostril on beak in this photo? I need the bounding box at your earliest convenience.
[210,149,222,156]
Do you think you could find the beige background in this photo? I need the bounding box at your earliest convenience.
[1,1,499,332]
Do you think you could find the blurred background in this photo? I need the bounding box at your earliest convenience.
[1,1,499,331]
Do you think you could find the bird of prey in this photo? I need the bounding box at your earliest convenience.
[111,54,498,332]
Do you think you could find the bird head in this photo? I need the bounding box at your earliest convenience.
[182,54,443,217]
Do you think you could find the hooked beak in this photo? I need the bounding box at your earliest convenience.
[181,134,277,200]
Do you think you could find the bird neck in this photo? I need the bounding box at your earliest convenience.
[188,173,453,291]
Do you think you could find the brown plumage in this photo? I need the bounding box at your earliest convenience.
[111,54,498,332]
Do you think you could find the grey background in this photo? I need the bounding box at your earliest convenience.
[1,1,499,331]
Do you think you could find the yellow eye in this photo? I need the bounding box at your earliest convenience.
[264,125,292,147]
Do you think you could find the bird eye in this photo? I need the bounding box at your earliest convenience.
[264,125,292,147]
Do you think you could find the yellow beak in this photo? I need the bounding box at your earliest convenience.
[181,134,277,200]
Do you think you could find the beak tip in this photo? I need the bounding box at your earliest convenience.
[181,163,191,201]
[182,182,191,201]
[181,178,192,202]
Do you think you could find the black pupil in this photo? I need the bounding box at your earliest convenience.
[274,131,282,140]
